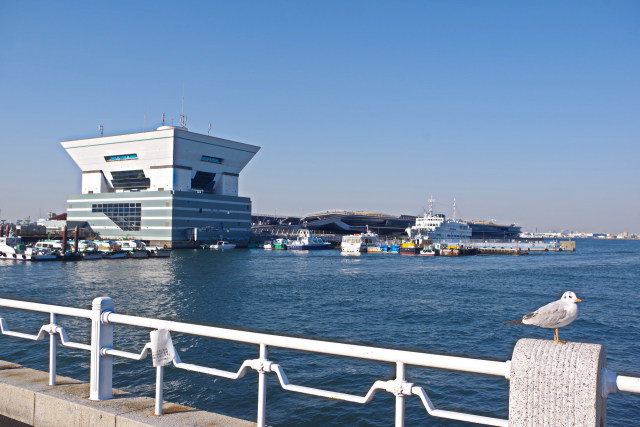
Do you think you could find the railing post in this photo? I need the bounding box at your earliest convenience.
[395,362,405,427]
[49,313,56,386]
[89,297,114,400]
[155,366,164,415]
[257,344,268,427]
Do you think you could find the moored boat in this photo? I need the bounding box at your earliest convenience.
[263,241,273,250]
[210,241,236,250]
[147,246,172,257]
[287,229,330,250]
[116,240,150,258]
[341,231,380,254]
[273,238,288,250]
[0,236,57,261]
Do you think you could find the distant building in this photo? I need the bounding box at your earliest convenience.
[62,126,260,247]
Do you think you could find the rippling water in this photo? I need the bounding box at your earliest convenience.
[1,239,639,425]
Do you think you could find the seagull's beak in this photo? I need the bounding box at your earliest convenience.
[575,298,583,303]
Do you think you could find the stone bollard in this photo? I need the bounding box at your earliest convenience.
[509,338,606,427]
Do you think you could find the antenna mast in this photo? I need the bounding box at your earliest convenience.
[180,86,187,128]
[99,125,104,137]
[453,198,456,220]
[428,195,435,215]
[208,122,212,136]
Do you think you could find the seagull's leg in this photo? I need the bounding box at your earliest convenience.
[554,328,566,344]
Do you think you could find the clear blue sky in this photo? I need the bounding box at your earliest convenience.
[1,1,638,233]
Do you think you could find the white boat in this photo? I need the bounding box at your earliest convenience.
[116,240,150,258]
[406,197,471,245]
[341,231,380,254]
[210,241,236,250]
[0,236,57,261]
[287,229,331,250]
[263,241,273,250]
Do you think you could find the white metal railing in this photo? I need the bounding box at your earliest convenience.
[1,296,639,426]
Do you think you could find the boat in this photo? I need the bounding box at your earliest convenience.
[95,240,127,259]
[420,248,437,256]
[287,229,331,250]
[116,240,150,258]
[0,236,57,261]
[147,245,172,257]
[263,241,273,250]
[74,240,103,260]
[210,241,236,250]
[101,251,127,259]
[405,197,471,245]
[399,241,421,255]
[341,231,380,254]
[273,238,288,250]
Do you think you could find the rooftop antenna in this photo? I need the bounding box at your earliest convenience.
[162,113,165,126]
[208,122,212,136]
[180,86,187,128]
[99,125,104,137]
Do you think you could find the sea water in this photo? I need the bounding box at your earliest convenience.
[1,239,639,426]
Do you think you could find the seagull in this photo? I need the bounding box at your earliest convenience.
[503,291,583,344]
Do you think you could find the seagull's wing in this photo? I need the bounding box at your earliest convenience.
[522,300,568,328]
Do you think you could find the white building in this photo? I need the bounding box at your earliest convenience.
[62,126,260,247]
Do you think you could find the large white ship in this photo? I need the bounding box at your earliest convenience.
[405,197,472,245]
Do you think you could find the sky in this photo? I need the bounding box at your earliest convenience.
[0,1,638,234]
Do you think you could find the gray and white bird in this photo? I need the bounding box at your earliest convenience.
[503,291,583,344]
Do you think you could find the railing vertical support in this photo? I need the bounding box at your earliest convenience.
[49,313,56,386]
[257,344,268,427]
[155,366,164,415]
[89,297,114,400]
[395,362,406,427]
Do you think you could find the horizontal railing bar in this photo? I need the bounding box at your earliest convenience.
[105,312,509,377]
[412,386,508,427]
[618,375,640,394]
[0,299,92,319]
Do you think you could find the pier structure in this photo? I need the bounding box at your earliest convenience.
[61,126,260,248]
[1,297,639,426]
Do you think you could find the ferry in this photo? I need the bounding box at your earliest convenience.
[405,197,471,245]
[287,229,331,250]
[341,231,380,254]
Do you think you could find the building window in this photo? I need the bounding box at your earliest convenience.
[191,171,216,193]
[201,155,222,164]
[105,153,138,162]
[110,170,150,190]
[92,203,141,231]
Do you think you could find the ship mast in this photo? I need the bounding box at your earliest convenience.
[428,195,435,215]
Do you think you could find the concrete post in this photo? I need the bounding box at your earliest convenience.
[509,338,606,427]
[89,297,114,401]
